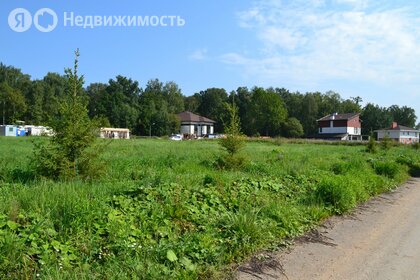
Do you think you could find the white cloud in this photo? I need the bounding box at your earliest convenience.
[225,0,420,90]
[188,49,208,61]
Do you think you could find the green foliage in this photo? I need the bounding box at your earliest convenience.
[32,50,101,180]
[380,135,394,151]
[409,163,420,177]
[372,161,400,179]
[1,61,418,137]
[361,103,392,135]
[395,154,420,177]
[195,88,229,133]
[0,136,417,278]
[388,105,417,129]
[412,142,420,151]
[250,87,287,136]
[137,79,184,136]
[214,154,248,170]
[282,117,304,138]
[366,135,378,153]
[0,82,27,124]
[218,103,246,169]
[315,176,357,214]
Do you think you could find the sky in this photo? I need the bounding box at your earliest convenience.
[1,0,419,121]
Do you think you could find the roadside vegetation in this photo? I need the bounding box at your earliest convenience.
[0,137,419,279]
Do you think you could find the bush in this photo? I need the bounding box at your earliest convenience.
[331,158,364,175]
[282,117,304,138]
[315,177,356,214]
[366,136,378,153]
[373,161,400,178]
[409,163,420,177]
[380,136,394,151]
[413,142,420,151]
[220,134,244,156]
[214,154,248,170]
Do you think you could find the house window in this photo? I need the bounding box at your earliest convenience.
[319,127,322,133]
[8,127,13,132]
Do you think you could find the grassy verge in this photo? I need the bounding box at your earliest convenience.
[0,137,418,279]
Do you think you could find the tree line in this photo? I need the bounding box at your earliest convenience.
[1,62,418,137]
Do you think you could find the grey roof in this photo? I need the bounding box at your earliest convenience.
[317,113,360,122]
[375,125,419,132]
[177,111,216,124]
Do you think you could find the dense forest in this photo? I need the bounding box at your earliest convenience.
[0,62,418,137]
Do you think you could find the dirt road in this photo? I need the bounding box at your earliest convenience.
[237,178,420,280]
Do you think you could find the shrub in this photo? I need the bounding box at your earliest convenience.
[413,142,420,151]
[373,161,400,178]
[315,177,356,214]
[380,136,393,151]
[282,117,304,138]
[409,163,420,177]
[366,135,378,153]
[331,158,364,175]
[214,154,248,170]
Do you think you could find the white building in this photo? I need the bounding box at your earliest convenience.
[100,128,130,139]
[0,125,17,136]
[24,125,53,136]
[375,122,419,144]
[177,111,215,137]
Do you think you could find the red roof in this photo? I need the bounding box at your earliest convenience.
[375,125,419,132]
[177,111,216,124]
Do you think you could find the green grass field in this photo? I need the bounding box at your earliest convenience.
[0,137,419,279]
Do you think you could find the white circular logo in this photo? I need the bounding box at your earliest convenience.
[34,8,58,32]
[8,8,32,32]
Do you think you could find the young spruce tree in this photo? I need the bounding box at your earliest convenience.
[34,49,101,179]
[217,103,247,169]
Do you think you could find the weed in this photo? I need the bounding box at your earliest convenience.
[373,161,400,179]
[0,137,416,278]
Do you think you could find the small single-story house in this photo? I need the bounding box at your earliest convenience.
[100,127,130,139]
[316,113,362,141]
[0,125,17,137]
[177,111,215,137]
[375,122,419,144]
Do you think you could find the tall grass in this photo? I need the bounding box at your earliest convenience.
[0,137,417,279]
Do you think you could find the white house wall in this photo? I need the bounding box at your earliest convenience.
[202,125,207,135]
[180,125,194,135]
[347,127,361,135]
[181,124,214,136]
[377,130,420,143]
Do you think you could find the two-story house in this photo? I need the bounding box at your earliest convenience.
[317,113,362,141]
[375,122,419,144]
